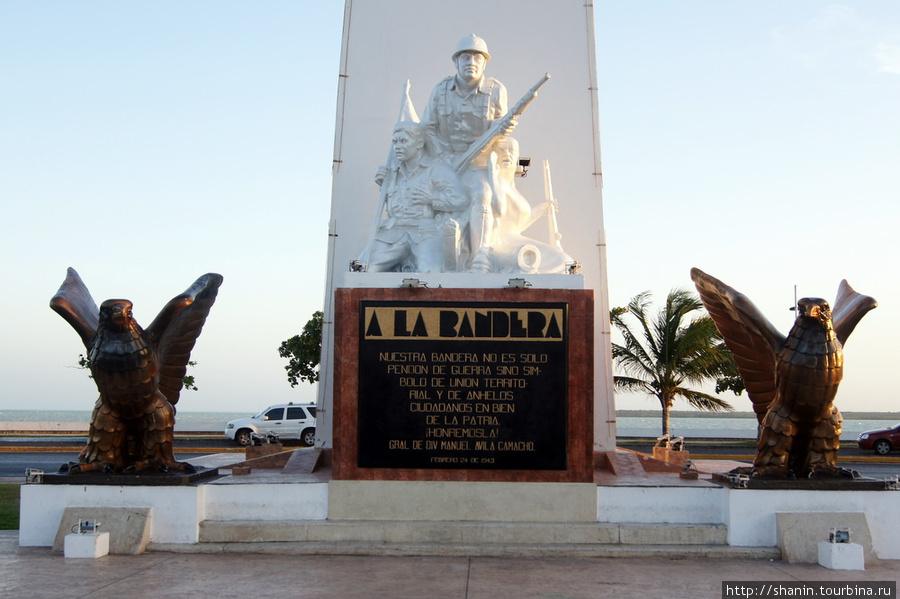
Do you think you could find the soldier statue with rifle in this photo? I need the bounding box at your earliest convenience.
[421,34,547,271]
[362,34,559,274]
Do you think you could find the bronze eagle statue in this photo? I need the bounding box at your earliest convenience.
[691,268,876,478]
[51,268,223,474]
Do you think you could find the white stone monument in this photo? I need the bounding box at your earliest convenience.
[318,0,615,451]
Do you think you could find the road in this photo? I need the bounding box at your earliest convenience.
[1,443,898,480]
[842,462,900,479]
[0,436,243,479]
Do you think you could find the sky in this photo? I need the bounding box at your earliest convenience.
[1,1,897,416]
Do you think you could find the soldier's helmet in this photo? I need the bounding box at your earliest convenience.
[452,34,491,62]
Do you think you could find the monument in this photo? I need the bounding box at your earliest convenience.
[321,29,608,487]
[19,2,900,562]
[319,0,615,466]
[321,27,601,482]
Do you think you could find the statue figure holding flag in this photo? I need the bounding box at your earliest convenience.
[363,102,466,273]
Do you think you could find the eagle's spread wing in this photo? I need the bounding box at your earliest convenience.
[691,268,786,423]
[832,280,877,347]
[50,267,100,349]
[146,273,223,406]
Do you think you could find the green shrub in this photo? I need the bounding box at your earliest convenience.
[0,484,21,530]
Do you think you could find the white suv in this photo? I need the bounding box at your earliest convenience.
[225,403,317,446]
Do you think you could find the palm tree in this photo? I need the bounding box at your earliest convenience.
[611,289,738,435]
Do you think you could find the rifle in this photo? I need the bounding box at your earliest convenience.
[452,73,550,174]
[542,159,563,251]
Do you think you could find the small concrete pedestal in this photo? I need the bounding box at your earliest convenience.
[818,542,864,570]
[652,447,689,466]
[64,532,109,559]
[246,443,284,460]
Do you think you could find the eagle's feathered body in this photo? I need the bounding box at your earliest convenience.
[756,298,844,476]
[691,269,875,478]
[51,269,222,473]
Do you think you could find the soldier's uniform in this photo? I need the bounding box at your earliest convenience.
[368,156,466,273]
[422,74,507,166]
[419,34,509,270]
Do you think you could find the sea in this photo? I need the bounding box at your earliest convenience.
[0,410,251,433]
[612,410,900,440]
[1,409,897,439]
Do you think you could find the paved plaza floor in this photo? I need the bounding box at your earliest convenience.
[2,531,898,599]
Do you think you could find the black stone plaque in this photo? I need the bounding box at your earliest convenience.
[358,301,568,470]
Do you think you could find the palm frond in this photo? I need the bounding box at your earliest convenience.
[675,388,735,412]
[612,375,652,393]
[610,288,739,433]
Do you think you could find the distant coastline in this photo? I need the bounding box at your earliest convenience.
[0,409,250,432]
[615,410,900,420]
[2,409,897,419]
[612,410,898,440]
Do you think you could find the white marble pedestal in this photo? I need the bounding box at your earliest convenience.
[818,541,865,570]
[64,532,109,559]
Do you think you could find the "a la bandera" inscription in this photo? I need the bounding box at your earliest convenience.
[358,301,568,470]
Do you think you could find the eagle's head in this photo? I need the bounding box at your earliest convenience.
[796,297,832,327]
[99,299,136,332]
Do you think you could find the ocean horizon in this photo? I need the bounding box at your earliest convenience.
[1,409,897,439]
[0,409,252,432]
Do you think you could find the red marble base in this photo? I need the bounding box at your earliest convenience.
[332,286,594,483]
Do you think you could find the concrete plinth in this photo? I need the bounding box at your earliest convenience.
[64,532,109,558]
[53,507,151,555]
[246,443,285,460]
[652,447,689,466]
[19,472,900,561]
[328,480,597,522]
[818,542,865,570]
[19,484,203,547]
[776,512,873,565]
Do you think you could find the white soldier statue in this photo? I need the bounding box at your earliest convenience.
[420,34,518,271]
[365,120,466,273]
[361,36,571,274]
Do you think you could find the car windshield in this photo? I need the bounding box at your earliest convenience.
[253,410,267,419]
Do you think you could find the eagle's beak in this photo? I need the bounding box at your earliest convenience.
[110,304,130,326]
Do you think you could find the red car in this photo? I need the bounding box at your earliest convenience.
[857,423,900,456]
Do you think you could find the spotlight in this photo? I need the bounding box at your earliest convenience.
[401,278,427,288]
[72,521,101,534]
[828,529,851,544]
[516,157,531,178]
